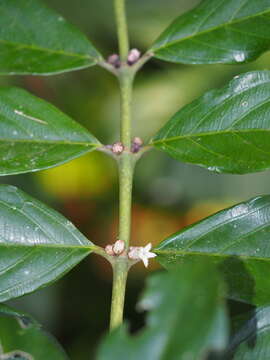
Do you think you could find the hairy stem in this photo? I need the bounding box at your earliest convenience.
[114,0,129,61]
[109,0,134,331]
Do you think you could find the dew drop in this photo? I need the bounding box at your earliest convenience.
[58,16,64,22]
[12,130,18,135]
[234,53,246,63]
[241,101,248,107]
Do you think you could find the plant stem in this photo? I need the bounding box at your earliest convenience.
[114,0,129,61]
[109,0,134,331]
[110,259,129,330]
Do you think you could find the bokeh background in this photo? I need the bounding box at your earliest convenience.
[0,0,269,358]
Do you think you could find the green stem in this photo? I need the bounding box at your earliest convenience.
[109,0,134,331]
[109,74,134,330]
[110,259,129,330]
[114,0,129,61]
[118,152,134,247]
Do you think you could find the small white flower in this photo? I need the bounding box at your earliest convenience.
[128,243,156,267]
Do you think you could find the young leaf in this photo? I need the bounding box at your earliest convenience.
[0,304,69,359]
[155,195,270,306]
[0,0,102,75]
[225,307,270,359]
[0,184,96,301]
[97,262,228,360]
[0,87,101,175]
[151,71,270,174]
[150,0,270,65]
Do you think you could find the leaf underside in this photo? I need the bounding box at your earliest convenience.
[225,307,270,359]
[0,185,94,302]
[97,262,228,360]
[156,195,270,306]
[152,71,270,174]
[150,0,270,64]
[0,87,100,175]
[0,304,69,359]
[0,0,102,75]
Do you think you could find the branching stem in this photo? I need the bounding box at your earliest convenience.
[109,0,134,331]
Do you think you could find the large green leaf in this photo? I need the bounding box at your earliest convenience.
[97,262,228,360]
[0,184,96,301]
[155,195,270,306]
[0,87,100,175]
[225,307,270,359]
[0,304,68,359]
[0,0,102,75]
[150,0,270,65]
[152,71,270,174]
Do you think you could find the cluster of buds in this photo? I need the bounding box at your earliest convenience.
[105,240,156,268]
[106,137,143,156]
[105,142,125,155]
[107,49,141,68]
[105,240,125,256]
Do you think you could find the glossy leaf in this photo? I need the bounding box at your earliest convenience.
[150,0,270,65]
[0,87,101,175]
[97,262,228,360]
[0,185,95,301]
[225,307,270,359]
[152,71,270,174]
[0,304,68,359]
[0,0,102,75]
[156,195,270,306]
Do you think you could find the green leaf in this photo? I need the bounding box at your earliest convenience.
[0,0,102,75]
[0,184,95,301]
[97,262,228,360]
[225,307,270,359]
[152,71,270,174]
[155,195,270,306]
[0,304,68,359]
[150,0,270,65]
[0,87,100,175]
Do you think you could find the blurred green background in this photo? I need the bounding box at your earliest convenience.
[0,0,269,358]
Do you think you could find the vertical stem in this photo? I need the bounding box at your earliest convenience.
[109,73,134,330]
[118,152,134,247]
[110,259,129,330]
[114,0,129,61]
[109,0,134,331]
[119,71,133,149]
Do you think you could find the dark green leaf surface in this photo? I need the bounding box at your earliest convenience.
[0,304,68,359]
[0,0,102,75]
[150,0,270,64]
[156,196,270,306]
[0,185,95,301]
[225,307,270,359]
[0,87,100,175]
[97,262,228,360]
[152,71,270,174]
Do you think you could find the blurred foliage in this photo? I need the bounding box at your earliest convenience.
[0,0,269,359]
